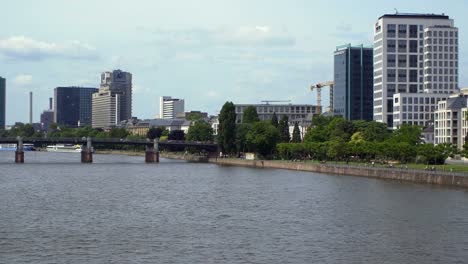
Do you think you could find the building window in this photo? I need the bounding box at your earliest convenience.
[387,24,396,38]
[387,40,396,52]
[409,25,418,38]
[409,40,418,53]
[398,40,407,52]
[398,24,407,38]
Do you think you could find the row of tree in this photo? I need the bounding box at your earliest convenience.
[218,102,301,158]
[217,101,463,164]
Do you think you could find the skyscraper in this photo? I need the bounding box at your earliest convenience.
[159,96,185,119]
[334,44,374,121]
[54,86,98,127]
[40,97,54,131]
[92,70,132,129]
[0,77,5,129]
[373,13,458,128]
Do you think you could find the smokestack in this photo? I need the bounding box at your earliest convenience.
[29,91,33,124]
[49,97,53,110]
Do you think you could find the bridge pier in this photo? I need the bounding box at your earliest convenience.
[15,137,24,163]
[81,137,93,163]
[145,138,160,163]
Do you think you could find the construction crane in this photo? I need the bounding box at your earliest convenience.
[310,81,334,114]
[261,100,291,105]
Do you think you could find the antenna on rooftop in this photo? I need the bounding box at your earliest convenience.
[394,8,399,14]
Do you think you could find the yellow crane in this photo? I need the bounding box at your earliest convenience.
[310,81,334,114]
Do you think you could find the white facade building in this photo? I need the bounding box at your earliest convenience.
[234,103,319,126]
[373,13,458,128]
[92,90,121,129]
[159,96,185,119]
[434,90,468,149]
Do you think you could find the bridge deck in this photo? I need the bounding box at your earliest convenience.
[0,138,218,151]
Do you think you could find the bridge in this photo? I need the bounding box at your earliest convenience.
[0,137,219,163]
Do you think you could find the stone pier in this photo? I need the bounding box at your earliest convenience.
[15,137,24,163]
[145,138,160,163]
[81,137,93,163]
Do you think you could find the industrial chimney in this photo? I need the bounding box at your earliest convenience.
[29,91,33,124]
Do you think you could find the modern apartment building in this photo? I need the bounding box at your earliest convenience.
[234,103,319,125]
[334,44,374,121]
[92,70,132,129]
[54,86,98,127]
[373,13,458,128]
[0,76,5,129]
[159,96,185,119]
[434,90,468,149]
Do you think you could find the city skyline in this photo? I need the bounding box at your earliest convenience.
[1,0,468,124]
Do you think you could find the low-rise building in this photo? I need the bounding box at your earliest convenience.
[234,103,318,126]
[434,91,468,148]
[121,119,192,136]
[392,93,448,128]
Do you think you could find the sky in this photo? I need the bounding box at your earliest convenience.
[1,0,468,124]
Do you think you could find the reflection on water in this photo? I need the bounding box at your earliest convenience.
[0,152,467,263]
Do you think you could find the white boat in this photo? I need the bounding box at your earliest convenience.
[46,144,82,153]
[0,144,35,151]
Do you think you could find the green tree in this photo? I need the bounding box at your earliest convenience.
[109,127,129,138]
[187,121,213,142]
[147,127,164,139]
[218,102,237,154]
[390,124,422,146]
[278,115,290,143]
[168,130,185,141]
[242,106,260,124]
[271,112,279,128]
[291,122,301,143]
[235,123,252,153]
[246,122,280,158]
[327,137,348,160]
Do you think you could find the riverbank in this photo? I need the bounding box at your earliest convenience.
[209,158,468,189]
[95,150,468,188]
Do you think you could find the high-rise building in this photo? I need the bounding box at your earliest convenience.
[92,70,132,129]
[334,44,374,121]
[159,96,185,119]
[100,70,132,120]
[54,86,98,127]
[92,90,121,129]
[40,97,54,131]
[0,77,5,129]
[373,13,458,128]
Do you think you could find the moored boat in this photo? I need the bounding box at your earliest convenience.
[46,144,82,153]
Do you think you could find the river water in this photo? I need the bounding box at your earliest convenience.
[0,152,467,263]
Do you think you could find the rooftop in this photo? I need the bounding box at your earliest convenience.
[379,13,449,20]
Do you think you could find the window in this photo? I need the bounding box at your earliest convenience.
[409,25,418,38]
[409,55,418,67]
[387,69,396,82]
[409,84,418,93]
[387,40,396,52]
[387,55,396,67]
[398,40,407,52]
[398,70,407,82]
[398,24,407,38]
[409,40,418,53]
[387,24,396,38]
[398,55,407,67]
[409,70,418,83]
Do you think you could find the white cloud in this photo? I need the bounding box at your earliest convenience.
[152,26,295,49]
[219,26,295,47]
[0,36,98,60]
[13,74,33,86]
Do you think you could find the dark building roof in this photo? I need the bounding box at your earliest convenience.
[446,96,468,110]
[379,13,449,20]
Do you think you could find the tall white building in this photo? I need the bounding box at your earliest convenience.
[373,13,459,128]
[92,70,132,129]
[159,96,185,119]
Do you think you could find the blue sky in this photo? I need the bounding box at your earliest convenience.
[1,0,467,124]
